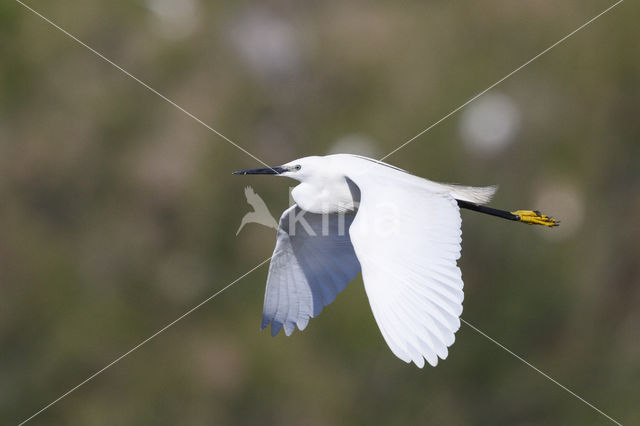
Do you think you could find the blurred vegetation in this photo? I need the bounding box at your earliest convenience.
[1,0,639,424]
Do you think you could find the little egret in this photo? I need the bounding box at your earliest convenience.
[234,154,558,367]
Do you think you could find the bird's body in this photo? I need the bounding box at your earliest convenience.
[288,154,496,213]
[234,154,558,367]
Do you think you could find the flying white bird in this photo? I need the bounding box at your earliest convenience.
[233,154,558,368]
[236,186,279,235]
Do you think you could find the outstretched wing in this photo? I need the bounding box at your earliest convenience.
[262,205,361,336]
[347,172,464,368]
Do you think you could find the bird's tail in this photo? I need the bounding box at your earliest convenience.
[445,184,498,205]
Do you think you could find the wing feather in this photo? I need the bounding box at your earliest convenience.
[262,205,361,336]
[347,170,465,367]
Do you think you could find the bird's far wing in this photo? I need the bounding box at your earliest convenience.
[347,173,464,368]
[262,205,361,337]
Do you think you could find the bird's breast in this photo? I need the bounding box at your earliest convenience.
[291,180,357,214]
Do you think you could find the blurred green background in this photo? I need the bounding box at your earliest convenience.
[1,0,638,424]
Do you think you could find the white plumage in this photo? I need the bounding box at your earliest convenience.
[235,154,497,367]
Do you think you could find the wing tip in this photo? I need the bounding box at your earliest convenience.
[296,316,310,331]
[270,322,283,337]
[283,321,296,336]
[262,317,312,337]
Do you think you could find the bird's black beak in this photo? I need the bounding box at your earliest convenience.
[232,166,287,175]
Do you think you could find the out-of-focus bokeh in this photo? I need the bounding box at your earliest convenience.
[2,0,639,424]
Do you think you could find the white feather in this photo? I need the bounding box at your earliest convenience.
[440,183,498,205]
[262,205,361,336]
[345,161,463,367]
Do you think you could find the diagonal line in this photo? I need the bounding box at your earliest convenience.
[461,318,623,426]
[17,257,272,426]
[378,0,624,163]
[15,0,275,171]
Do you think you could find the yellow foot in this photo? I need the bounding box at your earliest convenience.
[511,210,560,227]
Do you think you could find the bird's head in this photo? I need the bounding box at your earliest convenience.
[233,156,322,182]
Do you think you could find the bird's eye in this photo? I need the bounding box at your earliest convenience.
[293,165,302,171]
